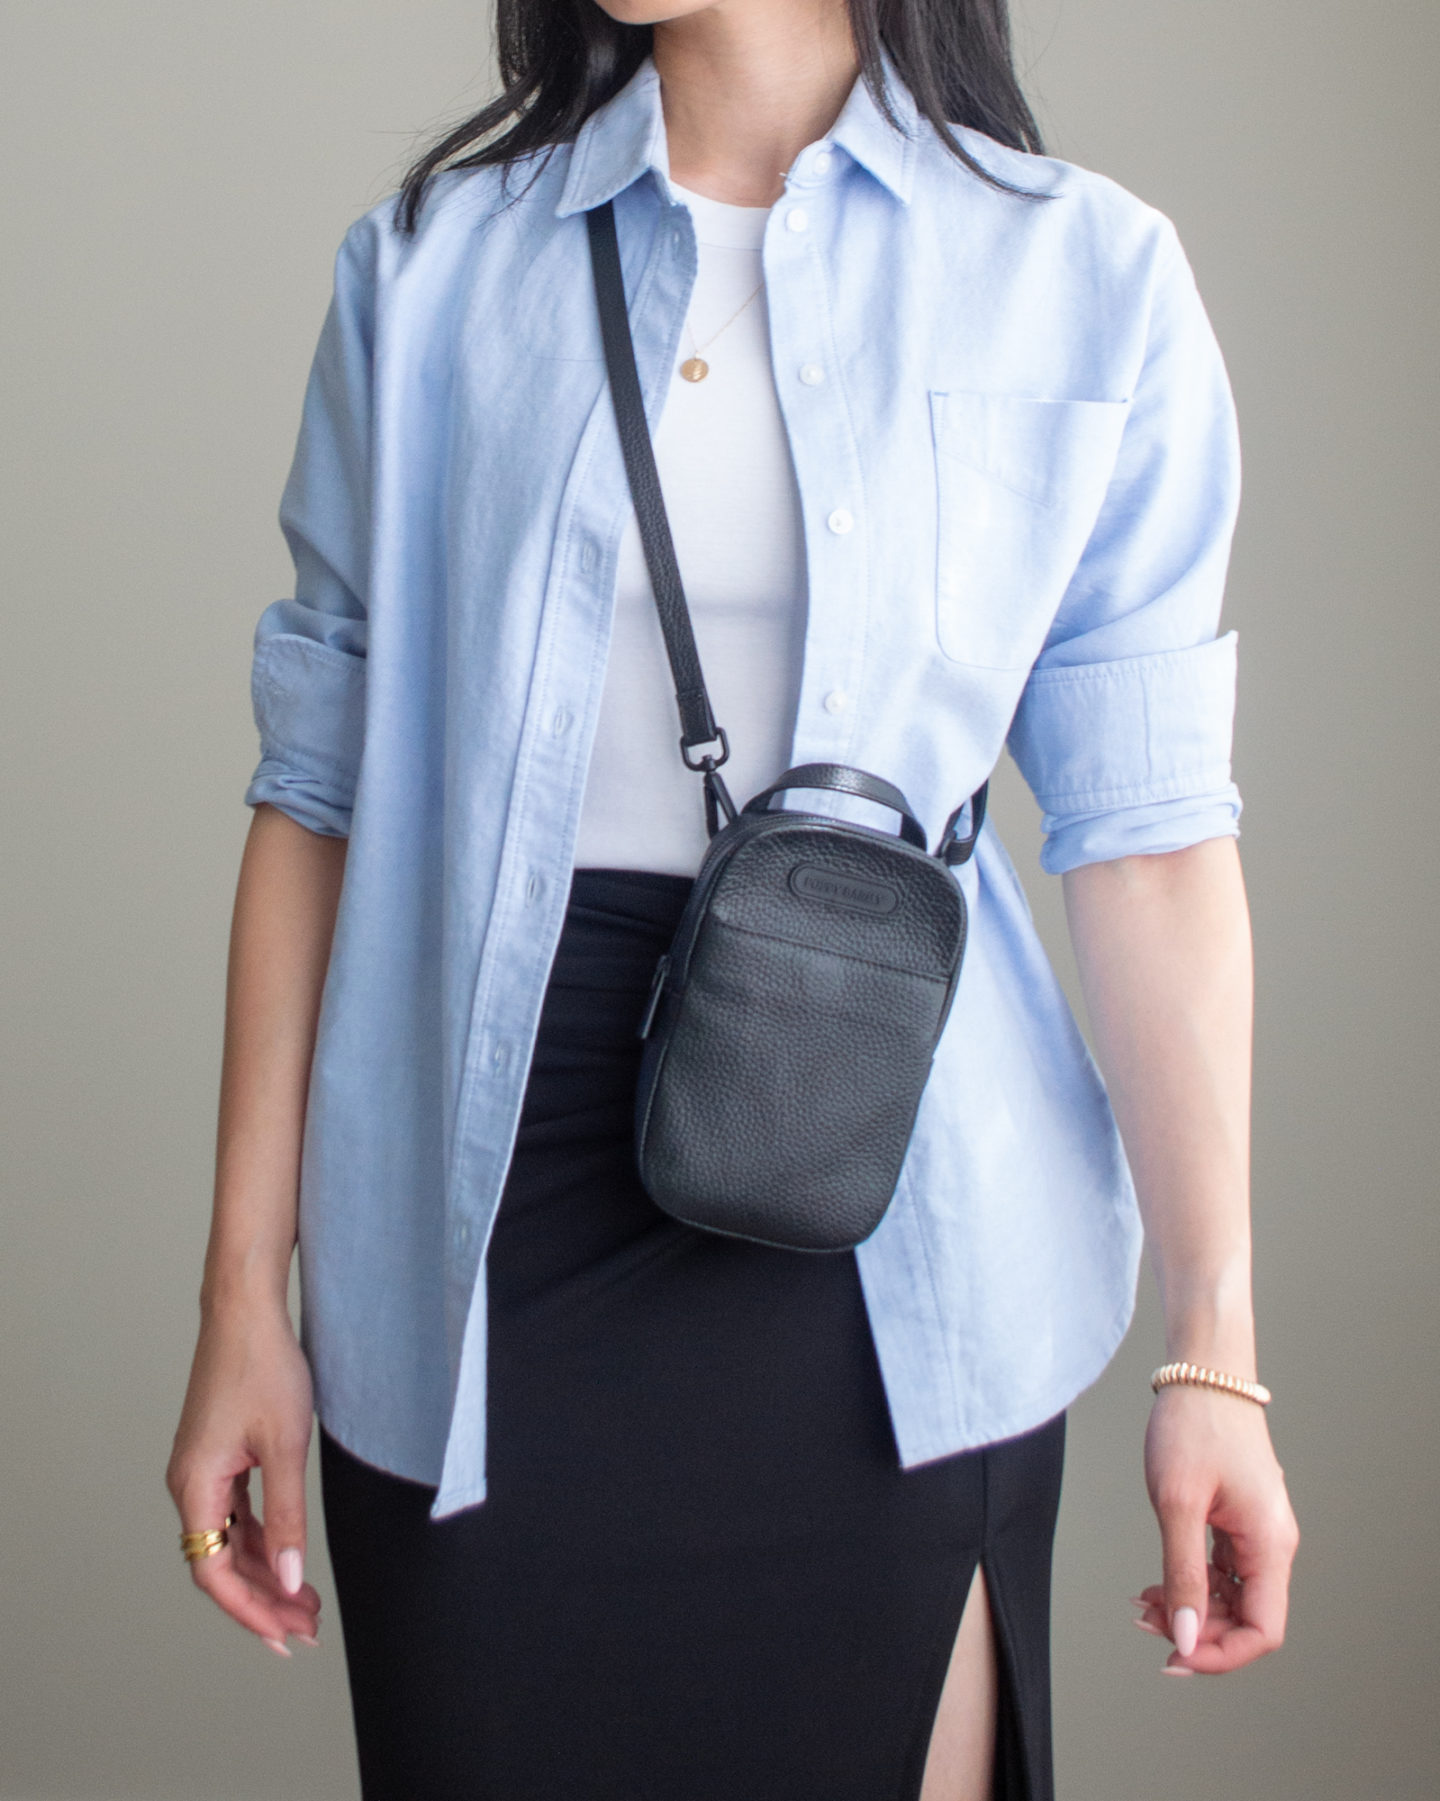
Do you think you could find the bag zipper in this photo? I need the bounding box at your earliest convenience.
[637,952,671,1041]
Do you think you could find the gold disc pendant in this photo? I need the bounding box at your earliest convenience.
[679,356,710,383]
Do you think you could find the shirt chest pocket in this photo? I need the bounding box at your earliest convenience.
[929,391,1130,670]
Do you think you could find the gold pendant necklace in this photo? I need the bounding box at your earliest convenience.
[679,279,764,382]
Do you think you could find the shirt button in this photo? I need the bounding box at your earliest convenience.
[492,1043,510,1074]
[799,363,825,386]
[551,706,572,736]
[823,689,850,715]
[827,507,854,535]
[786,207,809,233]
[525,871,543,904]
[454,1217,472,1250]
[813,149,834,176]
[580,541,598,573]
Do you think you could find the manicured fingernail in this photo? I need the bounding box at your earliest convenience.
[1172,1606,1200,1656]
[1161,1663,1195,1677]
[278,1549,304,1595]
[295,1634,321,1648]
[263,1637,292,1658]
[1129,1597,1150,1609]
[1131,1617,1166,1637]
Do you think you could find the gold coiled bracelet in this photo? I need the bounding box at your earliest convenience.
[1150,1362,1272,1407]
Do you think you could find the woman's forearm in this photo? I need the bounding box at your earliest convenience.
[1063,837,1256,1376]
[201,803,347,1319]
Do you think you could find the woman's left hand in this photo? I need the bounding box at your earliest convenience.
[1134,1385,1299,1673]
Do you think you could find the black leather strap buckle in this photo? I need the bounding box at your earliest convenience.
[681,726,730,771]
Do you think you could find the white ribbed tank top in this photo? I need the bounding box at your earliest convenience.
[572,182,808,876]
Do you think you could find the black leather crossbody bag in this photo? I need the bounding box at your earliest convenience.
[587,200,987,1252]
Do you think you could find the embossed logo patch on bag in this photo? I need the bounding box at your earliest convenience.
[788,863,900,916]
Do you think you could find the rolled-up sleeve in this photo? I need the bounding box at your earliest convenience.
[1007,221,1243,875]
[244,223,376,838]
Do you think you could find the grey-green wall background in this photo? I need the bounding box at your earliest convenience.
[2,3,1435,1796]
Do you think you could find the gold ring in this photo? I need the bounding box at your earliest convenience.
[180,1513,237,1562]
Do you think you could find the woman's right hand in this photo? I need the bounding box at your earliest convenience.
[166,1297,322,1654]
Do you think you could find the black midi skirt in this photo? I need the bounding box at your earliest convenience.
[320,867,1065,1801]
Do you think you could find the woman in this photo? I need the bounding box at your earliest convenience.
[167,1,1299,1796]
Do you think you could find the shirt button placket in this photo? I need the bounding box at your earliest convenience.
[779,188,860,757]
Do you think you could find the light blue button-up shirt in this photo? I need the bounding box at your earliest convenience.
[246,55,1242,1518]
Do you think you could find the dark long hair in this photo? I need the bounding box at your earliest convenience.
[396,1,1043,233]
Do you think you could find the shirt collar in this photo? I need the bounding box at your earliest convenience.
[554,50,919,219]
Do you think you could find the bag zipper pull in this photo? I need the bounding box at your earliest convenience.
[638,953,671,1040]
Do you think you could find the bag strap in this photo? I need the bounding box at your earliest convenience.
[587,204,731,778]
[937,784,987,867]
[586,197,985,861]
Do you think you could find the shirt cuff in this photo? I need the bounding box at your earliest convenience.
[244,759,355,839]
[246,626,365,838]
[1035,790,1240,874]
[1008,632,1240,873]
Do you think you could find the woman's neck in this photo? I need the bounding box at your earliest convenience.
[653,0,859,207]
